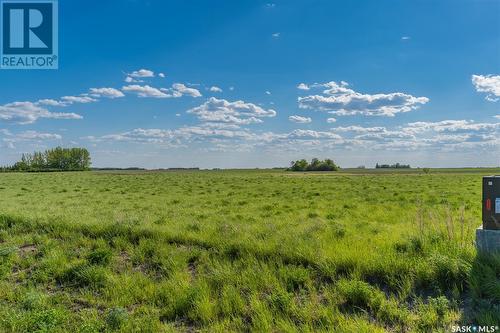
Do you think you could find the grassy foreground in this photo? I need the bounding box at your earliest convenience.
[0,169,499,332]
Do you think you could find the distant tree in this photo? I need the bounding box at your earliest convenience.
[290,159,309,171]
[375,163,410,169]
[307,158,321,171]
[7,147,91,172]
[422,168,431,174]
[289,158,339,172]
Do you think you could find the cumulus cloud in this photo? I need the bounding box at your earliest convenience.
[326,117,337,123]
[289,115,312,123]
[158,73,166,78]
[472,74,500,102]
[297,83,310,90]
[298,81,429,116]
[329,119,499,152]
[405,120,500,134]
[331,126,415,142]
[187,97,276,124]
[0,129,62,141]
[61,95,98,104]
[129,69,155,78]
[122,85,169,98]
[85,124,347,154]
[332,126,387,133]
[16,130,62,140]
[209,86,223,93]
[92,124,256,145]
[0,102,82,124]
[90,88,125,99]
[85,115,499,154]
[286,129,341,140]
[124,69,155,83]
[37,99,66,107]
[1,130,62,149]
[354,131,415,141]
[36,95,98,107]
[122,83,202,99]
[171,83,202,98]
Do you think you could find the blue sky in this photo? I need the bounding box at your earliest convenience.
[0,0,499,168]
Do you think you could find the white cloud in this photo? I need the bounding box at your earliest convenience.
[16,130,62,140]
[187,97,276,124]
[37,99,66,107]
[272,32,280,38]
[87,124,347,153]
[286,129,341,140]
[405,120,500,134]
[122,85,169,98]
[401,36,411,40]
[61,95,98,104]
[354,131,415,141]
[328,119,499,152]
[171,83,202,98]
[90,88,125,99]
[36,94,98,107]
[158,73,166,78]
[129,69,155,78]
[332,126,387,133]
[326,117,337,123]
[298,81,429,116]
[93,124,256,145]
[124,69,155,83]
[374,140,431,151]
[122,83,202,99]
[85,115,499,156]
[472,74,500,102]
[289,115,312,123]
[1,130,62,149]
[297,83,310,90]
[209,86,223,93]
[0,102,82,124]
[265,91,271,95]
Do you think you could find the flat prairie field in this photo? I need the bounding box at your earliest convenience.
[0,169,499,332]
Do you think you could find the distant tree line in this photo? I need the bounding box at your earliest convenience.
[0,147,91,172]
[289,158,340,172]
[375,163,411,169]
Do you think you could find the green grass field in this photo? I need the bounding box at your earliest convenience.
[0,169,499,332]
